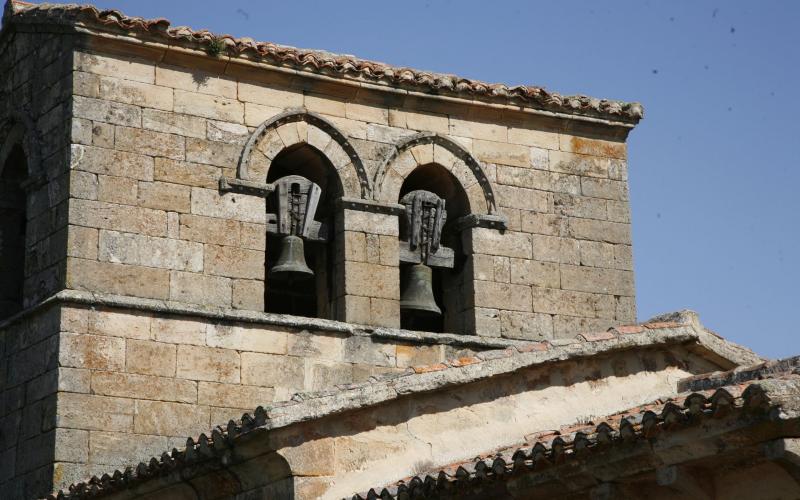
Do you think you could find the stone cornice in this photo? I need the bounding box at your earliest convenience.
[3,1,644,128]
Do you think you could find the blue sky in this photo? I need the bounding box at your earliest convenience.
[58,1,797,358]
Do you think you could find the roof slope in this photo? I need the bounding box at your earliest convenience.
[3,1,644,125]
[45,314,762,499]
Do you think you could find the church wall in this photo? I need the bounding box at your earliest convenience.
[0,27,77,500]
[47,303,515,490]
[63,44,635,341]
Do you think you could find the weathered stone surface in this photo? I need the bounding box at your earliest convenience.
[500,311,554,341]
[125,339,177,377]
[98,230,202,271]
[567,218,631,244]
[232,279,265,311]
[156,65,237,98]
[90,371,196,403]
[309,361,354,390]
[343,337,396,367]
[532,287,616,319]
[344,262,399,300]
[559,134,626,159]
[69,199,167,237]
[190,188,266,224]
[206,324,287,354]
[174,90,243,122]
[169,271,232,307]
[87,431,171,467]
[57,392,133,432]
[468,228,531,259]
[238,82,303,107]
[75,51,155,84]
[474,281,532,312]
[142,109,206,139]
[531,235,580,264]
[67,258,171,300]
[396,345,442,368]
[87,309,151,340]
[176,345,240,383]
[115,126,185,160]
[560,265,635,296]
[98,76,173,111]
[509,259,560,288]
[204,245,265,280]
[133,400,210,436]
[59,332,125,371]
[240,352,304,388]
[96,175,137,205]
[72,95,141,127]
[151,317,207,346]
[70,144,154,180]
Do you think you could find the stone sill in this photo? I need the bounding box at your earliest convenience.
[0,289,526,350]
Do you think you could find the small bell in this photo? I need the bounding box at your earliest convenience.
[269,235,313,278]
[400,264,441,315]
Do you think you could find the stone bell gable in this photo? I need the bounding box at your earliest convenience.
[0,1,705,499]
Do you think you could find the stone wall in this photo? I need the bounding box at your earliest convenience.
[0,26,75,499]
[64,40,635,341]
[47,301,514,489]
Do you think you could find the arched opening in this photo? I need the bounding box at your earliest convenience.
[0,144,28,319]
[264,144,342,319]
[399,163,469,333]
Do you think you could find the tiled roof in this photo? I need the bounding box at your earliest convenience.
[351,372,800,499]
[3,1,644,125]
[43,316,762,500]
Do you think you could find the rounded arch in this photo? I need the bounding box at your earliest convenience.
[0,112,40,178]
[237,108,371,199]
[373,133,497,214]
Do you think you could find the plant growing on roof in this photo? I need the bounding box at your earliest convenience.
[206,36,227,57]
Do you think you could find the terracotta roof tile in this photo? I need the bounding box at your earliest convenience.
[3,1,644,124]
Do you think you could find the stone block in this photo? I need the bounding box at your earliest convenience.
[244,102,283,127]
[396,344,442,368]
[179,213,241,246]
[343,210,400,236]
[71,117,92,145]
[207,120,249,144]
[473,139,531,168]
[467,254,495,281]
[169,271,232,307]
[57,392,133,432]
[174,89,243,122]
[507,126,559,149]
[99,230,203,272]
[342,336,396,367]
[72,95,141,127]
[206,324,287,354]
[509,258,560,288]
[388,109,449,133]
[467,228,531,259]
[497,166,580,195]
[185,137,241,168]
[495,185,551,212]
[97,174,137,205]
[308,361,354,390]
[606,200,631,223]
[343,231,367,262]
[287,332,345,361]
[559,134,626,159]
[59,332,125,371]
[579,240,616,269]
[88,431,170,467]
[115,126,185,161]
[554,193,607,220]
[190,188,266,224]
[240,223,267,250]
[567,218,631,245]
[499,311,554,341]
[176,345,240,383]
[613,244,634,271]
[473,281,532,312]
[53,428,89,463]
[492,256,511,283]
[304,93,346,117]
[343,262,399,300]
[69,198,168,236]
[238,82,303,107]
[57,367,91,394]
[370,298,400,328]
[204,244,265,280]
[531,234,580,264]
[137,181,191,213]
[88,308,151,340]
[90,371,196,403]
[98,76,173,111]
[342,295,370,324]
[134,400,210,437]
[198,382,275,409]
[125,339,177,377]
[553,315,616,338]
[66,225,98,260]
[152,316,207,346]
[549,150,614,178]
[70,144,153,181]
[142,109,206,139]
[616,296,636,322]
[232,279,265,310]
[240,352,304,388]
[70,170,98,200]
[91,121,115,148]
[449,117,507,142]
[581,177,629,201]
[560,264,634,296]
[156,64,237,98]
[532,287,616,319]
[75,51,155,84]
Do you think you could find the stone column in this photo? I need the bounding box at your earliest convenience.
[334,200,402,328]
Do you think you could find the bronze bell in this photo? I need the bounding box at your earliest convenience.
[400,264,441,315]
[270,235,313,278]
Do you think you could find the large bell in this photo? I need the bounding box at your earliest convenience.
[269,235,313,278]
[400,264,441,315]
